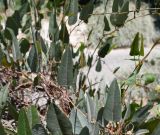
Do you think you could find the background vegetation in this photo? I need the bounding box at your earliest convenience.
[0,0,160,135]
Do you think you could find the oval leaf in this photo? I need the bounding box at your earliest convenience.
[98,43,111,58]
[95,58,102,72]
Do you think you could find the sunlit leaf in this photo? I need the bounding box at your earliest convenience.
[79,52,86,68]
[140,34,144,56]
[17,108,32,135]
[130,32,140,56]
[142,73,156,85]
[27,106,41,128]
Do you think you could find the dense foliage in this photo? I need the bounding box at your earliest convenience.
[0,0,160,135]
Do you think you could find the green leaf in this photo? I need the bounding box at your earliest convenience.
[0,31,7,47]
[49,11,59,42]
[104,16,110,31]
[40,37,47,55]
[79,126,89,135]
[103,79,122,122]
[54,105,73,135]
[68,0,78,25]
[151,122,160,135]
[130,32,140,56]
[52,0,65,7]
[0,1,6,12]
[27,44,40,72]
[131,104,152,125]
[21,14,32,33]
[32,124,48,135]
[87,55,93,67]
[18,2,30,19]
[0,122,6,135]
[95,58,102,72]
[59,21,69,44]
[46,103,73,135]
[79,42,86,52]
[98,43,111,58]
[36,33,47,55]
[27,106,40,128]
[1,54,13,68]
[125,72,137,85]
[46,104,62,135]
[79,1,94,22]
[17,108,32,135]
[85,93,97,122]
[58,46,73,87]
[97,107,104,124]
[0,48,4,65]
[69,109,90,134]
[140,118,159,134]
[136,0,141,12]
[91,122,100,135]
[64,0,71,15]
[7,102,19,121]
[112,0,119,12]
[140,34,144,56]
[110,0,129,27]
[49,42,62,61]
[142,73,156,85]
[6,11,21,35]
[0,84,9,116]
[5,28,22,62]
[20,38,30,55]
[79,52,86,68]
[72,65,78,90]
